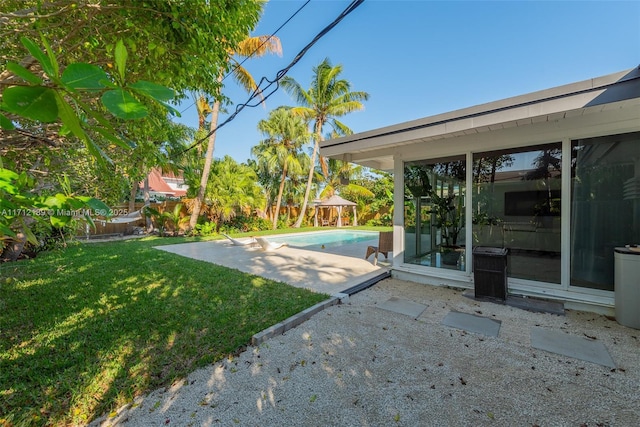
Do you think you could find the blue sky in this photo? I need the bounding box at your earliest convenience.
[173,0,640,163]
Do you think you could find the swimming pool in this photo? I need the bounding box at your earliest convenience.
[270,230,378,248]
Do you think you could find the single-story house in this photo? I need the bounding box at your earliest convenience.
[321,66,640,315]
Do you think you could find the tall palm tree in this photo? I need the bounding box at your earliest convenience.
[188,35,282,230]
[253,108,309,229]
[280,58,369,228]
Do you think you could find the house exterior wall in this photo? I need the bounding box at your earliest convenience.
[391,111,639,314]
[322,68,640,315]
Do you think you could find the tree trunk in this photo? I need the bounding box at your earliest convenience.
[293,121,323,228]
[189,99,221,230]
[272,161,288,229]
[0,232,27,262]
[144,177,152,231]
[128,180,137,212]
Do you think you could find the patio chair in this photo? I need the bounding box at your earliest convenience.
[255,237,288,251]
[365,231,393,265]
[221,233,258,246]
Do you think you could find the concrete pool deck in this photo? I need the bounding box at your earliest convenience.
[155,234,390,296]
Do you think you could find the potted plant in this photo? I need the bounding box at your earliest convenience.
[431,191,464,265]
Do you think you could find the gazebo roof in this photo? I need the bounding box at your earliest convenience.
[317,195,356,207]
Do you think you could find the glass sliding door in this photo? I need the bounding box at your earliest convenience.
[404,156,466,270]
[472,143,562,284]
[571,132,640,291]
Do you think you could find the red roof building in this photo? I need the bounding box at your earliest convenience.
[140,168,187,198]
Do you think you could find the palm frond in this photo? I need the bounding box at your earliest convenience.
[235,35,282,58]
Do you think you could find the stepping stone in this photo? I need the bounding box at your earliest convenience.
[530,327,615,368]
[378,297,427,319]
[441,311,502,337]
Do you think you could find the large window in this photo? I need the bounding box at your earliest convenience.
[571,132,640,291]
[472,143,562,284]
[404,156,466,270]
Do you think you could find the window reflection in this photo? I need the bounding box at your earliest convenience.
[571,132,640,291]
[472,143,562,284]
[404,156,466,270]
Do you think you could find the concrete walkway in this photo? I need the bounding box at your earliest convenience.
[155,235,389,296]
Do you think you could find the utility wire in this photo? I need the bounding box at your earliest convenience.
[179,0,365,156]
[178,0,311,115]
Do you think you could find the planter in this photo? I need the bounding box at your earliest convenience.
[441,247,462,265]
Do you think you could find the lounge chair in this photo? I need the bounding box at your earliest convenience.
[255,237,288,251]
[221,233,257,246]
[365,231,393,265]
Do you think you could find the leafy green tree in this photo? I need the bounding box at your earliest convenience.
[319,158,374,199]
[204,156,265,232]
[280,58,369,227]
[247,157,280,222]
[350,170,393,225]
[0,0,263,101]
[0,1,265,253]
[253,108,309,229]
[0,37,169,258]
[0,0,264,218]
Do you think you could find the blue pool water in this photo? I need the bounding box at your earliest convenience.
[270,231,378,248]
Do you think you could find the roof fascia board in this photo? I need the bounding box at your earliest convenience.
[321,67,640,155]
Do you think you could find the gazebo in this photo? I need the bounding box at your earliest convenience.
[313,195,357,227]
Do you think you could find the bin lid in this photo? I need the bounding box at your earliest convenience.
[614,246,640,255]
[473,246,508,256]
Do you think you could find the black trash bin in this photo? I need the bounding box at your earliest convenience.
[473,247,508,301]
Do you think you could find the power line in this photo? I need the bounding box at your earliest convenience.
[178,0,312,116]
[179,0,365,156]
[222,0,311,84]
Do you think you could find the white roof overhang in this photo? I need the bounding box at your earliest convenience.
[321,67,640,171]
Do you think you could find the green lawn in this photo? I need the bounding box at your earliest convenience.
[0,234,331,426]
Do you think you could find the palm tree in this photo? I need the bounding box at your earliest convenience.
[319,158,374,200]
[206,155,265,232]
[281,58,369,228]
[253,108,309,229]
[247,157,280,222]
[188,35,282,230]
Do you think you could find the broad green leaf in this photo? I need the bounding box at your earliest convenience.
[114,39,127,83]
[99,79,117,88]
[0,113,15,130]
[0,168,20,181]
[20,37,55,77]
[43,194,66,209]
[85,137,113,167]
[101,89,147,119]
[40,36,60,78]
[85,197,111,213]
[7,61,43,84]
[61,64,109,92]
[2,86,58,122]
[55,91,88,142]
[51,214,71,228]
[129,81,175,102]
[0,223,17,238]
[20,218,39,245]
[93,127,136,150]
[157,101,181,117]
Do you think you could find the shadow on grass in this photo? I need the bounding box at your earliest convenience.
[0,237,327,426]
